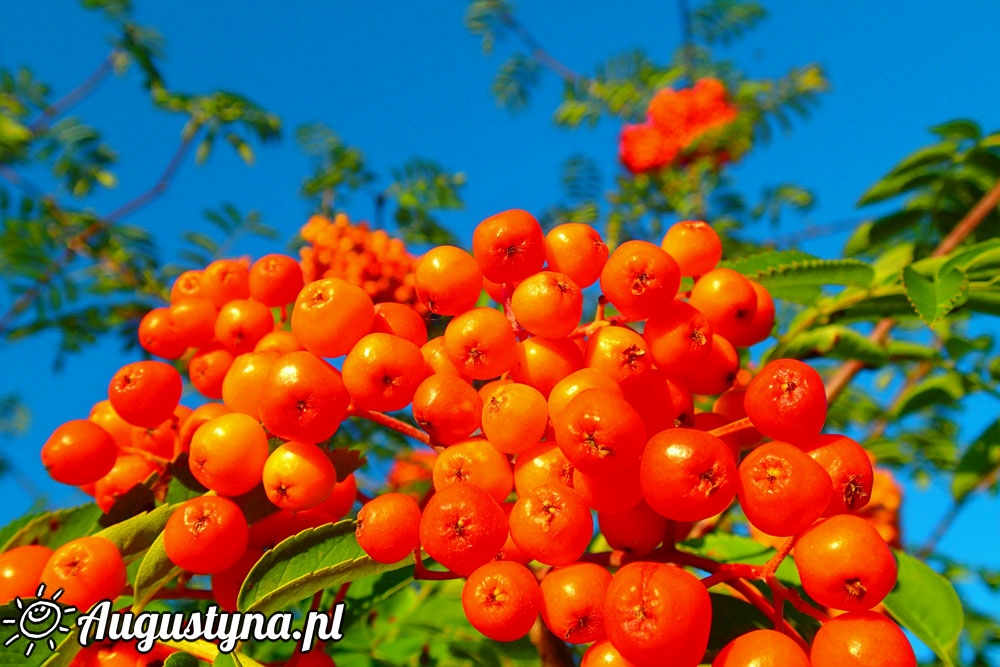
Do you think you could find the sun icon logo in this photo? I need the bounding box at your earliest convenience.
[2,583,76,657]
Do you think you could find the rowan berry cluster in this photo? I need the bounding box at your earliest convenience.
[299,212,421,308]
[11,209,918,666]
[619,77,740,174]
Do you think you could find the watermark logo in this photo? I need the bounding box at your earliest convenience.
[2,586,345,657]
[2,584,77,657]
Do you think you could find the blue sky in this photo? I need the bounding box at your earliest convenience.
[2,0,999,658]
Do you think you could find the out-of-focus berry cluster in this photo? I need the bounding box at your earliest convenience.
[299,213,421,309]
[619,78,740,174]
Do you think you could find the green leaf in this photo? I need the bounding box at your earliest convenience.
[883,550,963,665]
[774,325,887,366]
[0,513,40,551]
[727,256,875,293]
[893,372,965,417]
[952,419,1000,501]
[885,144,956,178]
[929,118,981,142]
[940,238,1000,281]
[0,504,102,551]
[868,209,924,246]
[720,249,815,276]
[164,653,204,667]
[95,503,173,558]
[132,532,181,613]
[829,293,920,323]
[902,264,968,327]
[238,520,416,615]
[964,286,1000,316]
[857,170,940,207]
[0,601,82,667]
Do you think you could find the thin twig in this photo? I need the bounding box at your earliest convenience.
[104,127,198,223]
[348,406,432,447]
[917,465,1000,557]
[528,617,575,667]
[29,51,119,133]
[865,360,932,442]
[0,130,200,336]
[497,11,582,83]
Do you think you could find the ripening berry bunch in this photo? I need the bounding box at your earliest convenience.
[299,212,420,308]
[20,210,917,667]
[619,77,740,174]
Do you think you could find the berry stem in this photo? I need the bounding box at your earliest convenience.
[348,406,432,447]
[118,445,172,467]
[412,548,463,580]
[707,416,755,439]
[501,283,526,340]
[727,579,811,654]
[528,617,576,667]
[334,581,351,605]
[766,572,830,624]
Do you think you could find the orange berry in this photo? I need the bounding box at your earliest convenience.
[189,343,235,400]
[108,360,183,428]
[444,307,518,381]
[433,437,513,503]
[472,209,546,284]
[510,336,583,397]
[462,561,541,642]
[544,223,609,288]
[511,271,583,338]
[42,420,117,486]
[249,253,304,307]
[481,382,548,455]
[258,351,351,444]
[689,268,757,345]
[214,298,276,355]
[599,240,680,320]
[342,333,425,412]
[291,277,375,358]
[200,259,251,308]
[412,373,483,445]
[262,441,337,511]
[713,629,810,667]
[189,413,270,497]
[356,493,421,563]
[643,300,713,376]
[539,562,611,644]
[810,611,917,667]
[222,351,280,419]
[414,245,483,316]
[660,220,723,277]
[583,325,652,392]
[369,302,428,347]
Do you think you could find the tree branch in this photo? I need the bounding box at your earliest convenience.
[824,177,1000,405]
